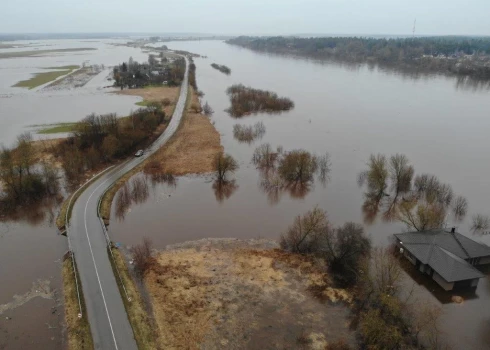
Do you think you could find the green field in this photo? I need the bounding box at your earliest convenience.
[32,123,78,134]
[13,65,80,89]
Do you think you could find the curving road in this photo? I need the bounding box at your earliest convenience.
[68,56,189,350]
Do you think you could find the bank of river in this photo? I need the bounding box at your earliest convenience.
[109,40,490,350]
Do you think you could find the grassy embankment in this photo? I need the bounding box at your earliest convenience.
[62,255,94,350]
[116,86,180,116]
[13,65,80,89]
[99,86,221,220]
[0,48,95,59]
[109,247,157,350]
[32,122,78,134]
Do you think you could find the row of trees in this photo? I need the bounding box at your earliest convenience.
[358,153,467,230]
[227,36,490,80]
[226,84,294,117]
[58,107,166,182]
[211,63,231,75]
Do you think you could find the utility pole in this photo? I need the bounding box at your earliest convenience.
[412,18,416,39]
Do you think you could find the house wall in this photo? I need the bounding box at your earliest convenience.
[432,272,454,291]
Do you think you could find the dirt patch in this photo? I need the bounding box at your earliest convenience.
[43,66,103,91]
[116,86,180,116]
[148,87,222,175]
[144,238,356,349]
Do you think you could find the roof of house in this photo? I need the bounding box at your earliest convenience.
[394,230,490,282]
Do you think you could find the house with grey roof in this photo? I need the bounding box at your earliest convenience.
[394,229,490,291]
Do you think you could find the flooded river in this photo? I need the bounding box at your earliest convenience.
[110,40,490,349]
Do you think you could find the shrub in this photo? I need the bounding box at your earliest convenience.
[278,149,318,183]
[131,238,154,278]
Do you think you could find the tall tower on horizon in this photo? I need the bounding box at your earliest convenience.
[413,18,417,38]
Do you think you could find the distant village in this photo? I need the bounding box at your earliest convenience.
[112,52,185,89]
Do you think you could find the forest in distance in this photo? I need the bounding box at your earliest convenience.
[227,36,490,80]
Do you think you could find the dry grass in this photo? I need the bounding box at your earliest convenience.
[109,247,158,350]
[62,256,94,350]
[150,87,222,175]
[99,86,222,220]
[144,240,355,349]
[116,86,180,116]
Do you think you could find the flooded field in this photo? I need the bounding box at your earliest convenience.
[109,40,490,349]
[0,38,150,349]
[0,38,148,146]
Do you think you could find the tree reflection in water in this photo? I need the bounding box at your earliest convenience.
[212,179,238,203]
[115,175,150,220]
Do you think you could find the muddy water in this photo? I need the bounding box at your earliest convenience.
[0,39,150,348]
[109,40,490,349]
[0,39,148,145]
[0,206,66,350]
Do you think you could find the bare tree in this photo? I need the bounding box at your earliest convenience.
[252,143,278,169]
[214,153,239,182]
[278,149,318,183]
[471,214,490,233]
[397,200,445,232]
[358,154,389,203]
[452,195,468,221]
[279,207,328,254]
[131,237,154,278]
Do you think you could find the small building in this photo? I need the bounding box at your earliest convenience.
[394,229,490,291]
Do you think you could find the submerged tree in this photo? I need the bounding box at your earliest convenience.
[214,153,239,182]
[471,214,490,233]
[278,149,318,183]
[397,200,446,232]
[358,154,389,204]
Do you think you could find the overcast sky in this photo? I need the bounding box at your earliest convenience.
[1,0,489,36]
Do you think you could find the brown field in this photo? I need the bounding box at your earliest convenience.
[144,239,355,349]
[148,87,222,175]
[116,86,180,116]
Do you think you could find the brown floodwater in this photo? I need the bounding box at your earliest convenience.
[0,38,152,349]
[109,40,490,349]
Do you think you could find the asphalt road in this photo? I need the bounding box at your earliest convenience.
[69,56,189,350]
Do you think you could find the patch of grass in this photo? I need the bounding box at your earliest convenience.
[108,246,157,350]
[45,65,80,70]
[0,48,95,59]
[135,100,151,107]
[37,123,78,134]
[62,255,94,350]
[13,66,79,89]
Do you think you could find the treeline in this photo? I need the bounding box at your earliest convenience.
[113,56,185,89]
[227,36,490,79]
[226,84,294,117]
[211,63,231,75]
[188,57,197,90]
[58,107,166,182]
[0,133,59,210]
